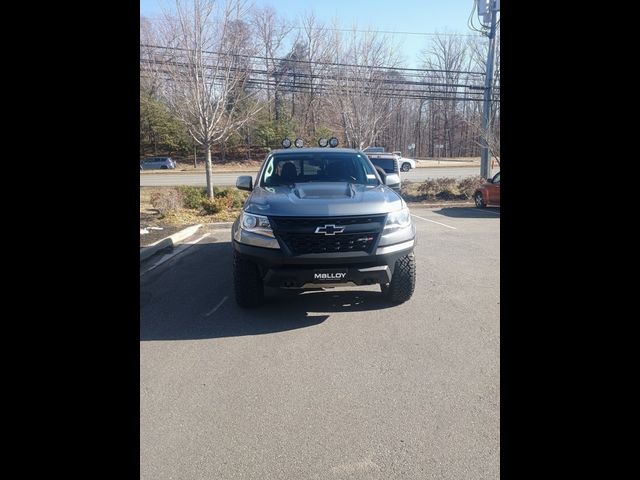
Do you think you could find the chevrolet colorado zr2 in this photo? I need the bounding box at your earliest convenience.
[232,139,416,308]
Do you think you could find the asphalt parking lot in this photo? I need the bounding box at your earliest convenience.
[140,206,500,479]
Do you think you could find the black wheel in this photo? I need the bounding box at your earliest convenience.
[474,191,486,208]
[233,250,264,308]
[161,165,168,170]
[401,162,411,172]
[382,252,416,304]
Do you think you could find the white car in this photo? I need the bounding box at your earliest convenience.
[392,153,416,172]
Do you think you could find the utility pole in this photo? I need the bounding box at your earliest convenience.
[479,0,500,179]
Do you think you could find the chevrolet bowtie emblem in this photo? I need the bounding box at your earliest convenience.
[315,224,345,235]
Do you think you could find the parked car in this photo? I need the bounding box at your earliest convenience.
[474,171,500,208]
[390,151,414,172]
[140,156,176,170]
[365,153,401,192]
[396,155,416,172]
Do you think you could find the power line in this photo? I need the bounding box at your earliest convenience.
[140,57,490,91]
[140,43,486,76]
[141,73,499,103]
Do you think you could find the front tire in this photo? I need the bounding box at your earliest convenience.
[382,252,416,304]
[233,250,264,308]
[401,162,411,172]
[474,191,486,208]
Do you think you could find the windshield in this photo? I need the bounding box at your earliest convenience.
[261,152,380,187]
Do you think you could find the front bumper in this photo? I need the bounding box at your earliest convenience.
[233,238,414,288]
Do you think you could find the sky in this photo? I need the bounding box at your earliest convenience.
[140,0,485,68]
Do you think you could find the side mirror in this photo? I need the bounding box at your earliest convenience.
[385,173,401,188]
[236,175,253,191]
[486,177,493,184]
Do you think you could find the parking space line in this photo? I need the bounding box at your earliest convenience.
[140,232,211,277]
[411,214,457,230]
[205,296,228,317]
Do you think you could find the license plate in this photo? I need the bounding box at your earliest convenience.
[312,269,348,282]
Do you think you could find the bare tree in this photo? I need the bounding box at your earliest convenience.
[297,12,333,137]
[249,6,293,121]
[150,0,263,198]
[468,31,500,166]
[328,27,401,149]
[421,34,468,158]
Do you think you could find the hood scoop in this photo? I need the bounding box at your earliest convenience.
[292,183,355,199]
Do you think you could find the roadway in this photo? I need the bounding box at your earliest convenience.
[140,166,498,187]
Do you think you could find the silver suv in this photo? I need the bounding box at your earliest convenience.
[140,157,176,170]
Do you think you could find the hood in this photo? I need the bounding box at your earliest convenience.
[244,182,404,217]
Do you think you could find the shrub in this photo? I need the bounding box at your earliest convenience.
[417,178,442,198]
[213,187,248,208]
[457,176,486,199]
[417,177,480,200]
[178,186,207,209]
[200,195,234,215]
[150,189,183,214]
[435,177,459,199]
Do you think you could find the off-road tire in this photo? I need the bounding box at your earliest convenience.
[382,252,416,304]
[233,250,264,308]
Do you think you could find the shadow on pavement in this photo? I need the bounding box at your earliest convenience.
[431,206,500,219]
[140,241,396,342]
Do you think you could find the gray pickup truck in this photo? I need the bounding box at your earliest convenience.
[232,143,416,308]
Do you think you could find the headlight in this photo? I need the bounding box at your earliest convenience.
[384,207,412,231]
[240,212,274,238]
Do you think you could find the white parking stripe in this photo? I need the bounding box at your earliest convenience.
[464,207,500,215]
[411,214,457,230]
[140,232,211,276]
[205,296,228,317]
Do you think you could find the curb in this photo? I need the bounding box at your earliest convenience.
[140,224,203,262]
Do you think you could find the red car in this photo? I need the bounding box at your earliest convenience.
[474,172,500,208]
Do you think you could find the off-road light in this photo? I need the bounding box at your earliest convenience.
[282,138,292,148]
[318,138,328,147]
[329,137,339,148]
[295,138,304,148]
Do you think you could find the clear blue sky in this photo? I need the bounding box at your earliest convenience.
[140,0,483,67]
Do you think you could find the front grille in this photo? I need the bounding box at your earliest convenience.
[278,232,378,254]
[271,216,384,228]
[269,215,385,255]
